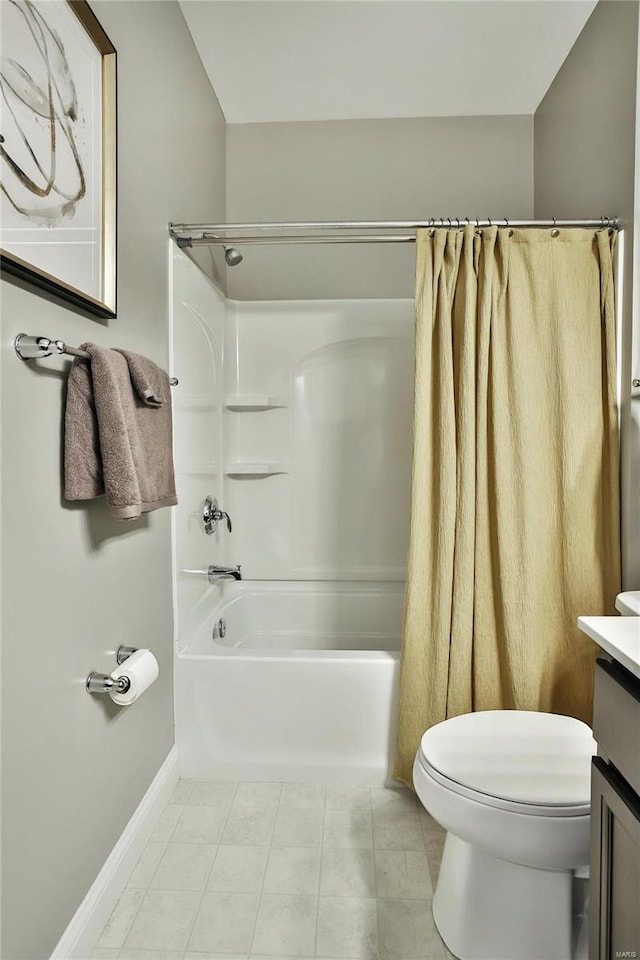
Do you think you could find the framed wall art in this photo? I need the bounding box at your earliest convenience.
[0,0,117,318]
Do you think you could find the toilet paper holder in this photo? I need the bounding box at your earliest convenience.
[86,646,138,695]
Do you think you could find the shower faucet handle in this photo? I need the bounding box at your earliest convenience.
[202,496,232,534]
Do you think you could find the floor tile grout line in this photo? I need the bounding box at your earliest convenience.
[370,786,385,960]
[312,782,333,957]
[178,779,240,955]
[179,778,195,806]
[108,794,187,953]
[247,780,283,955]
[138,798,188,893]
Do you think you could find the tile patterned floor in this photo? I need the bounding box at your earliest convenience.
[93,780,451,960]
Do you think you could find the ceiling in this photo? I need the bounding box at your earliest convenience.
[179,0,598,124]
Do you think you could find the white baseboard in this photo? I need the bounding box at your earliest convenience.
[50,745,179,960]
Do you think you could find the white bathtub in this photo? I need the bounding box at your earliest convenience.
[175,580,403,783]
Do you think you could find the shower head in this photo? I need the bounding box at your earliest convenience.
[224,246,243,266]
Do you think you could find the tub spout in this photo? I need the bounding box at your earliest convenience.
[208,564,242,582]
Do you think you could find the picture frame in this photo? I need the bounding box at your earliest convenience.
[0,0,117,319]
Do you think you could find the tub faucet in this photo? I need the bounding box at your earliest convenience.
[207,564,242,582]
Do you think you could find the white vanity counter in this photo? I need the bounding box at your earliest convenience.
[578,610,640,681]
[578,590,640,680]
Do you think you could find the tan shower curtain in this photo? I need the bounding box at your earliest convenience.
[393,225,620,788]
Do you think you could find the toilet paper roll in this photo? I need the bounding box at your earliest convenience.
[109,649,159,705]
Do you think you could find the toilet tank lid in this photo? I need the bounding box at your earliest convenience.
[419,711,596,807]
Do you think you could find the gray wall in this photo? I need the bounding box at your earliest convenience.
[0,4,225,958]
[226,115,534,300]
[534,0,640,589]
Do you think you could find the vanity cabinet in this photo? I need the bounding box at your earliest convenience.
[590,657,640,960]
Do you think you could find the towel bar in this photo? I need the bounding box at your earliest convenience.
[14,334,179,386]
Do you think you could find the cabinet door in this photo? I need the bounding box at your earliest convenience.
[590,757,640,960]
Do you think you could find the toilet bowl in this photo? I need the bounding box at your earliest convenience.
[413,710,595,960]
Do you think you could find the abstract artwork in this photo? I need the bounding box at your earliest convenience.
[0,0,116,317]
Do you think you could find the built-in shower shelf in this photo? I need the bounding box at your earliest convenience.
[224,395,289,411]
[225,461,290,478]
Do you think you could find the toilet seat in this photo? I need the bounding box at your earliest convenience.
[416,752,591,817]
[418,710,595,814]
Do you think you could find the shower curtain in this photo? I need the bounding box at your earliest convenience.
[393,225,620,788]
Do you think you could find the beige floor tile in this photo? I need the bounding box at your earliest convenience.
[222,805,277,845]
[124,889,200,952]
[263,846,321,895]
[126,841,167,889]
[169,780,195,805]
[377,898,444,959]
[184,954,248,959]
[372,808,424,851]
[149,804,183,842]
[424,833,446,888]
[374,850,432,900]
[417,807,443,836]
[188,891,259,953]
[272,806,324,847]
[97,889,144,949]
[279,782,326,808]
[234,782,282,807]
[188,781,238,806]
[150,842,217,890]
[323,808,373,849]
[207,845,269,892]
[325,786,371,810]
[251,894,317,956]
[173,805,230,844]
[316,896,379,958]
[370,786,418,811]
[119,951,183,959]
[320,848,375,897]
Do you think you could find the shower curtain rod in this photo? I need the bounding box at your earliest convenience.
[169,217,619,247]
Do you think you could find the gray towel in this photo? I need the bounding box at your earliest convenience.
[64,343,177,519]
[114,348,166,407]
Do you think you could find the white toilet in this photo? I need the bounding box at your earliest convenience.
[413,710,596,960]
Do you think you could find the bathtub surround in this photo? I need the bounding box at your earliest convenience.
[170,254,415,784]
[223,297,415,580]
[0,3,226,958]
[394,226,621,786]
